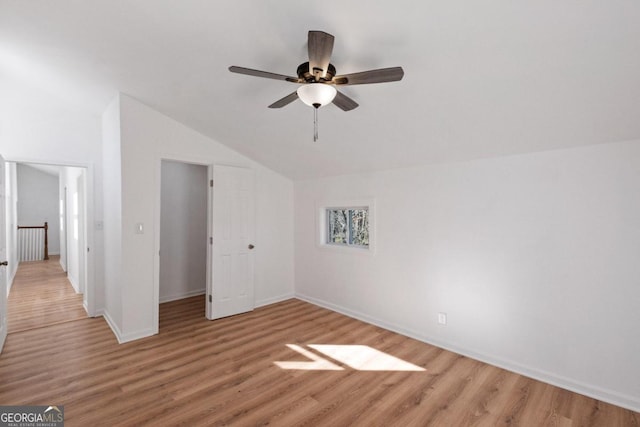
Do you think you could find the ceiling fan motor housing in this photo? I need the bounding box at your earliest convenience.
[297,62,337,83]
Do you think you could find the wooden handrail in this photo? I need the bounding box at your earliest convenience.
[17,221,49,260]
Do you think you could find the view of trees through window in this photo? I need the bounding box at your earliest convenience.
[327,207,369,247]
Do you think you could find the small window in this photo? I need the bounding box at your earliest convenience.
[318,198,375,254]
[326,207,369,247]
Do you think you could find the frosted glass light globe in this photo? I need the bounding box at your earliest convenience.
[297,83,337,108]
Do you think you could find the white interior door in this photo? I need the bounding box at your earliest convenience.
[0,154,8,352]
[76,173,86,295]
[60,187,67,272]
[206,165,255,320]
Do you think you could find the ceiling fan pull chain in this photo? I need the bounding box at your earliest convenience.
[314,107,319,142]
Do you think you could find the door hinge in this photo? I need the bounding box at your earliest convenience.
[208,294,212,303]
[209,237,213,245]
[210,179,214,187]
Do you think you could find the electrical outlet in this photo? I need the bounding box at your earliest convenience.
[438,312,447,325]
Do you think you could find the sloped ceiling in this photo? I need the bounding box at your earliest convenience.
[20,163,60,177]
[1,1,639,180]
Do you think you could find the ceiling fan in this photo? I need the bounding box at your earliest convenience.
[229,30,404,140]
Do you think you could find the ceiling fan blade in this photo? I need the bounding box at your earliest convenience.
[229,66,300,83]
[268,91,299,108]
[333,66,404,85]
[308,31,335,81]
[333,90,359,111]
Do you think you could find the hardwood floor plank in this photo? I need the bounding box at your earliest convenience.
[7,256,86,333]
[1,259,638,425]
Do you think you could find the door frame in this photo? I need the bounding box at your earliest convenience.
[153,154,212,335]
[76,171,87,296]
[152,154,254,334]
[3,157,96,317]
[61,186,68,272]
[1,154,7,353]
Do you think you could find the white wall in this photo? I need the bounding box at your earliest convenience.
[101,95,123,334]
[159,161,207,302]
[102,94,294,342]
[294,140,640,412]
[4,163,18,291]
[16,164,60,255]
[0,103,104,316]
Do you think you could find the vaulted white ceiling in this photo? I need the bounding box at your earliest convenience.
[2,1,639,180]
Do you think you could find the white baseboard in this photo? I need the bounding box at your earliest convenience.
[295,293,640,413]
[67,274,79,293]
[255,292,295,308]
[101,310,155,344]
[118,328,155,344]
[0,324,6,354]
[101,310,122,343]
[7,267,17,296]
[159,289,205,304]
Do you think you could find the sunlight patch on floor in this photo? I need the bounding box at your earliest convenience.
[274,344,344,370]
[275,344,426,372]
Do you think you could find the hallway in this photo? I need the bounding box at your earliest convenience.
[8,256,86,333]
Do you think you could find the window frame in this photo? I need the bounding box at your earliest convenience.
[317,198,376,255]
[325,207,369,248]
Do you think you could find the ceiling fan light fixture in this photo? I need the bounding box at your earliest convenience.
[297,83,337,108]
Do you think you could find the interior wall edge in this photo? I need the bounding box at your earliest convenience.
[0,327,5,354]
[7,268,16,295]
[117,327,155,344]
[101,308,154,344]
[67,274,79,293]
[294,292,640,414]
[255,293,295,309]
[101,309,124,344]
[158,289,205,304]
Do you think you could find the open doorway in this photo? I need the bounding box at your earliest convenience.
[158,160,208,331]
[4,161,89,333]
[14,163,59,264]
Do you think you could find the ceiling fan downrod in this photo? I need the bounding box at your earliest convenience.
[313,105,319,142]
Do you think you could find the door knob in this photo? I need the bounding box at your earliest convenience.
[248,244,255,250]
[0,261,7,267]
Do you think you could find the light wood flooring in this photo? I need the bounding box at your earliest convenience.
[0,263,638,426]
[7,256,86,333]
